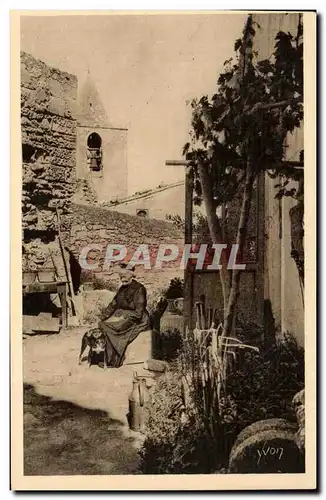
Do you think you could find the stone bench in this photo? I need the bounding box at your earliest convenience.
[124,330,153,365]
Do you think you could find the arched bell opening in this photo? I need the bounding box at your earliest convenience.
[87,132,102,171]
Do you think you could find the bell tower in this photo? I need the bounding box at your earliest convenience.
[76,71,128,203]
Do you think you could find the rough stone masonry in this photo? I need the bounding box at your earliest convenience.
[21,52,183,294]
[21,51,78,272]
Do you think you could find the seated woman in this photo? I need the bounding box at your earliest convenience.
[98,263,150,367]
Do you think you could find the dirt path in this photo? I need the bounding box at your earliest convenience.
[23,328,145,475]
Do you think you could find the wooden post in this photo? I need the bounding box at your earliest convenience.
[165,159,193,334]
[184,166,194,333]
[57,283,68,328]
[56,208,76,316]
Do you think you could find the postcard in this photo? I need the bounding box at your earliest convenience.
[11,10,316,490]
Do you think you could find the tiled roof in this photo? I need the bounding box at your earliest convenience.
[103,181,184,207]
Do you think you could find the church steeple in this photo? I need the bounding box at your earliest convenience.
[77,70,112,128]
[75,68,128,204]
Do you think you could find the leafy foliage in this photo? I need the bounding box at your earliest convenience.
[155,327,183,362]
[163,277,184,300]
[165,213,185,230]
[166,210,212,243]
[184,14,304,205]
[140,14,306,475]
[228,330,304,428]
[139,368,232,473]
[140,328,304,474]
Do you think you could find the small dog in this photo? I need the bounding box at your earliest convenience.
[79,328,108,368]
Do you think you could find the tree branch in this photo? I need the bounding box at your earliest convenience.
[223,160,255,337]
[214,97,301,130]
[273,161,304,169]
[246,97,302,116]
[198,162,230,313]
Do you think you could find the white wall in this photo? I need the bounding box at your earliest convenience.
[252,13,304,344]
[76,126,128,203]
[109,183,186,221]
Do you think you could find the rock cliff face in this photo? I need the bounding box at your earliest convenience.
[21,52,78,270]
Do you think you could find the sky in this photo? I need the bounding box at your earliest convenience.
[21,13,246,194]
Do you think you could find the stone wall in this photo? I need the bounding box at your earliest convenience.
[21,51,78,270]
[64,203,184,292]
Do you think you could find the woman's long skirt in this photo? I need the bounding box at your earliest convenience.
[98,311,150,367]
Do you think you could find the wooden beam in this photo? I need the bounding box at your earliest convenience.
[184,167,193,245]
[165,158,194,333]
[57,283,68,328]
[184,166,194,334]
[56,208,76,316]
[165,160,191,166]
[285,161,304,168]
[23,281,67,294]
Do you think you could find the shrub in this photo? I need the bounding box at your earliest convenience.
[192,212,211,244]
[165,211,211,244]
[140,326,304,474]
[163,278,184,300]
[146,277,184,318]
[149,276,184,360]
[165,214,185,231]
[139,368,229,474]
[156,327,183,362]
[228,330,305,428]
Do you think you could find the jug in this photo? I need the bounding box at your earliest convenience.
[128,372,149,432]
[174,297,184,314]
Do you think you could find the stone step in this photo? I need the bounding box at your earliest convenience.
[124,330,153,365]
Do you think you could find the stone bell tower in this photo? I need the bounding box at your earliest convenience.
[76,71,128,203]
